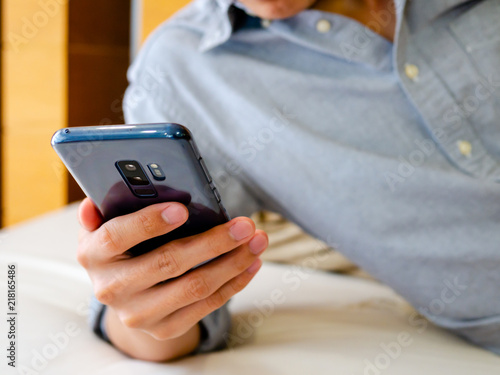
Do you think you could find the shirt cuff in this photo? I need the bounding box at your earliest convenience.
[194,303,232,353]
[88,295,231,354]
[88,295,111,344]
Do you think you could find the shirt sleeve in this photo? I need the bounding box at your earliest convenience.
[88,294,232,354]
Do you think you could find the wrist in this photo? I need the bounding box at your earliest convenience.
[105,307,201,362]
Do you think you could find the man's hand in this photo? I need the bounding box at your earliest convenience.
[77,198,267,361]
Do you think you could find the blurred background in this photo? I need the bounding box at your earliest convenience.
[0,0,190,227]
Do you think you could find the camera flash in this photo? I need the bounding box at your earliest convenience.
[147,163,165,181]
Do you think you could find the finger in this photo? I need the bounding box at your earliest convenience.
[78,198,103,232]
[91,220,261,305]
[114,231,267,327]
[126,218,261,290]
[85,202,189,261]
[148,258,262,340]
[161,232,266,310]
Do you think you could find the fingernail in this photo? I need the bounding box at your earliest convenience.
[249,234,267,255]
[246,259,262,274]
[229,221,254,241]
[161,205,187,224]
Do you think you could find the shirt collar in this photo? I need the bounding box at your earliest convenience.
[198,0,235,52]
[199,0,475,53]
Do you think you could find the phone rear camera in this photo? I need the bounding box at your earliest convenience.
[116,160,154,188]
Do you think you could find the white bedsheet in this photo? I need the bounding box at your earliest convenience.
[1,204,499,374]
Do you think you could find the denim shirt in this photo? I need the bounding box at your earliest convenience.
[91,0,500,355]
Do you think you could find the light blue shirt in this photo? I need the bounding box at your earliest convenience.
[92,0,500,354]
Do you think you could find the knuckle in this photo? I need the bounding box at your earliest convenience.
[155,248,180,276]
[120,313,145,329]
[94,286,115,305]
[206,290,227,311]
[136,213,156,236]
[186,275,211,300]
[233,257,250,274]
[228,249,251,273]
[97,223,119,253]
[94,277,124,305]
[76,246,90,269]
[231,274,251,294]
[203,234,224,258]
[217,275,251,306]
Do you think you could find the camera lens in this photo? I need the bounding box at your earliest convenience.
[116,160,154,190]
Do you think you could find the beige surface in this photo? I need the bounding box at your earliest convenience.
[1,204,500,375]
[1,0,68,226]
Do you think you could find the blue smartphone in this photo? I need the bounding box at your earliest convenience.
[51,123,230,256]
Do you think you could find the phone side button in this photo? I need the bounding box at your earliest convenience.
[213,187,221,203]
[199,158,213,183]
[219,203,230,220]
[190,141,202,160]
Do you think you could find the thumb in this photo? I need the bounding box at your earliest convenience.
[78,198,103,232]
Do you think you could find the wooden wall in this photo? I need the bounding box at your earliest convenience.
[1,0,190,226]
[0,0,3,227]
[140,0,190,44]
[1,0,69,226]
[66,0,131,203]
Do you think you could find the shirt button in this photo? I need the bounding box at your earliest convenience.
[404,63,419,81]
[261,19,272,28]
[457,140,472,157]
[316,19,331,33]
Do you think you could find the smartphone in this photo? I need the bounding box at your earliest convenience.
[51,123,230,257]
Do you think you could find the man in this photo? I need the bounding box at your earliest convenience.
[78,0,500,361]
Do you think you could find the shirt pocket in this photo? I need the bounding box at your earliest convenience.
[448,0,500,101]
[444,0,500,160]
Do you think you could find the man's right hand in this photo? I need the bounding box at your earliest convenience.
[77,198,267,361]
